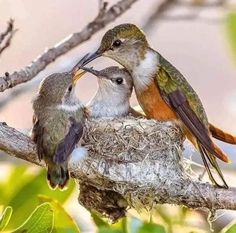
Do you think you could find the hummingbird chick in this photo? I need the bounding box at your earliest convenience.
[82,66,132,118]
[31,71,87,189]
[80,66,142,118]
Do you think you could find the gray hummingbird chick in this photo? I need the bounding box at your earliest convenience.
[82,66,141,118]
[31,71,87,189]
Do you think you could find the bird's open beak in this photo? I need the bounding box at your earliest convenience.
[71,53,90,73]
[72,69,87,85]
[71,51,102,84]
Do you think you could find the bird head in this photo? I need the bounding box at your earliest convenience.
[82,66,133,97]
[33,70,86,109]
[82,24,149,71]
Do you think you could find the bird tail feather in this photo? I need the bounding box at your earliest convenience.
[47,163,69,189]
[197,142,228,188]
[209,123,236,145]
[212,142,231,163]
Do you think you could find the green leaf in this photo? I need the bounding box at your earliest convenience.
[120,218,128,233]
[6,169,75,229]
[12,203,54,233]
[137,223,166,233]
[98,227,123,233]
[221,220,236,233]
[0,206,13,231]
[91,212,128,233]
[91,211,109,228]
[111,218,129,233]
[0,166,28,205]
[38,195,80,233]
[226,12,236,59]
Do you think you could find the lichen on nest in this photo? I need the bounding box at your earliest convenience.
[71,116,195,221]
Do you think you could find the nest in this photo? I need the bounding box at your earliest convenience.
[70,117,194,222]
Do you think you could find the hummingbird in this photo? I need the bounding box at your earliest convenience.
[31,70,87,189]
[81,23,236,188]
[79,66,141,118]
[80,66,235,138]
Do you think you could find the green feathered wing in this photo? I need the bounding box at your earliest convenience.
[154,54,228,188]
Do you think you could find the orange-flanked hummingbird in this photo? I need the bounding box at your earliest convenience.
[81,23,236,188]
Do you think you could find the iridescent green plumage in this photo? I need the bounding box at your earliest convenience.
[156,55,228,187]
[157,54,209,127]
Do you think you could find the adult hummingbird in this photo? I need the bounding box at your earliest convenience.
[31,70,87,189]
[79,66,141,118]
[81,23,236,188]
[80,66,234,136]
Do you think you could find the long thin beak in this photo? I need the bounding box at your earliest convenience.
[80,67,101,77]
[80,51,101,66]
[80,67,110,80]
[72,69,87,85]
[71,53,90,73]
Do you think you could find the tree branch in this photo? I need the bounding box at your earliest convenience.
[143,0,176,32]
[0,118,236,222]
[0,122,40,166]
[0,0,138,93]
[0,81,37,109]
[143,0,227,32]
[0,19,17,56]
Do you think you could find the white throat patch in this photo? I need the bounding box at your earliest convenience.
[132,50,159,92]
[57,103,83,112]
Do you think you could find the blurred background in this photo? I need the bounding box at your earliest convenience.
[0,0,236,232]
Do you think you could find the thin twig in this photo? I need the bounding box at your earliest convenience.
[143,0,227,32]
[160,14,222,23]
[0,19,17,56]
[0,19,14,44]
[143,0,176,32]
[0,81,38,109]
[177,0,227,8]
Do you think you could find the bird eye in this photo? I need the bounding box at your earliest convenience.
[68,85,73,92]
[115,78,123,85]
[112,39,122,47]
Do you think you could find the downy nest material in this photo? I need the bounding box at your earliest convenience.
[71,116,194,222]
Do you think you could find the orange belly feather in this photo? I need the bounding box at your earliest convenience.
[136,80,197,147]
[136,80,177,120]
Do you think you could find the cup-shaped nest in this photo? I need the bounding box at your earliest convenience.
[69,117,190,221]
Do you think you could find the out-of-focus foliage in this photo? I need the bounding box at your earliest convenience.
[226,12,236,60]
[0,165,75,231]
[137,223,165,233]
[0,207,12,231]
[0,164,172,233]
[0,201,80,232]
[91,210,202,233]
[12,203,54,233]
[38,195,80,233]
[1,164,236,233]
[91,211,110,228]
[221,221,236,233]
[92,213,157,233]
